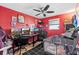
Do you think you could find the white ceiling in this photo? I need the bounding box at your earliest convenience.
[0,3,77,18]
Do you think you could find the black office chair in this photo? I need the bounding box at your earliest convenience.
[38,28,47,41]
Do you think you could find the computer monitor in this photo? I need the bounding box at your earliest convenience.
[22,28,26,31]
[34,28,39,31]
[21,28,30,34]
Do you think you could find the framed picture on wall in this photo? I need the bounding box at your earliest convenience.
[18,15,24,23]
[11,16,17,27]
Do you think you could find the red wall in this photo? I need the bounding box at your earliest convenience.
[0,6,75,37]
[42,13,74,37]
[0,6,39,35]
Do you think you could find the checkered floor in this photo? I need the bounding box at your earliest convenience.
[23,43,52,55]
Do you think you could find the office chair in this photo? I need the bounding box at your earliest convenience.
[38,28,47,41]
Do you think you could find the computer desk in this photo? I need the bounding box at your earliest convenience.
[12,33,39,55]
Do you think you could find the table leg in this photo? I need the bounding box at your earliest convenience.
[19,46,21,55]
[33,36,35,47]
[12,43,15,55]
[56,45,57,55]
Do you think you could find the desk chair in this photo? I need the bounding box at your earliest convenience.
[38,29,47,42]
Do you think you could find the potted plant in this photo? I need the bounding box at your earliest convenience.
[38,21,44,24]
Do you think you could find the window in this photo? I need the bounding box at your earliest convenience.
[49,18,60,30]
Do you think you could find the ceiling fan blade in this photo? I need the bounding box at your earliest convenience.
[43,5,50,11]
[43,14,46,17]
[46,11,54,13]
[33,9,41,12]
[35,13,42,16]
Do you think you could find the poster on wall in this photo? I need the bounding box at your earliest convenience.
[18,15,24,23]
[11,16,17,27]
[49,18,60,30]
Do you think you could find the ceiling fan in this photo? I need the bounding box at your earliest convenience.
[33,5,54,17]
